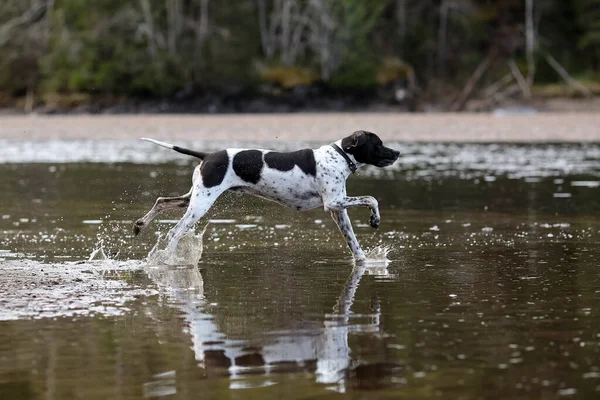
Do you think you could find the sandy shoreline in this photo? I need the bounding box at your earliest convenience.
[1,112,599,142]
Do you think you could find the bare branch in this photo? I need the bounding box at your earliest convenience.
[544,53,593,98]
[45,0,55,37]
[138,0,157,57]
[198,0,210,43]
[438,0,449,78]
[474,83,521,111]
[482,73,513,98]
[508,59,531,98]
[286,4,309,65]
[396,0,406,56]
[451,50,497,111]
[0,0,47,47]
[166,0,183,55]
[280,0,293,64]
[525,0,535,87]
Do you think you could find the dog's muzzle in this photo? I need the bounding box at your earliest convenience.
[376,150,400,167]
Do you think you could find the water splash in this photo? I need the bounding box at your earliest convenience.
[88,238,109,261]
[365,245,392,262]
[361,246,393,276]
[147,225,208,266]
[0,258,148,320]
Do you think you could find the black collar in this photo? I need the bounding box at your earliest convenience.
[330,143,357,174]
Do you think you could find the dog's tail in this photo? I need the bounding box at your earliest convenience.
[141,138,207,160]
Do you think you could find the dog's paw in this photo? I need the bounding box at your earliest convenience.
[133,220,144,236]
[369,214,380,229]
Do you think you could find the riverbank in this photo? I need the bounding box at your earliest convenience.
[1,112,599,142]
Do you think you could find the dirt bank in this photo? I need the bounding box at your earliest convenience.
[1,113,599,142]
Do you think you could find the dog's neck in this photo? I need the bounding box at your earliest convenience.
[331,140,360,174]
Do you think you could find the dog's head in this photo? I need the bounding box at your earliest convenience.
[341,131,399,167]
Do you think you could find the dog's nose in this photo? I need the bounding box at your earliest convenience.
[393,150,400,158]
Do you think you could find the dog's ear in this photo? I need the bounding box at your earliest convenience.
[343,131,366,151]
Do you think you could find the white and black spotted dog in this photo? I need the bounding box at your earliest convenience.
[134,131,400,261]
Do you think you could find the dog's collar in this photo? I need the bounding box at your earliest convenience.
[330,143,357,174]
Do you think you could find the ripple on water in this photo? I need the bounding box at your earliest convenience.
[0,140,599,397]
[1,140,600,181]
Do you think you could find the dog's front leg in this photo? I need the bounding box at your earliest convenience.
[326,196,380,229]
[330,210,366,261]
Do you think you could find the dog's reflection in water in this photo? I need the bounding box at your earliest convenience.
[145,259,391,391]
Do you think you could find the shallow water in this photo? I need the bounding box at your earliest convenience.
[1,143,600,399]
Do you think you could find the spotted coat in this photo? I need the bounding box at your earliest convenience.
[134,132,400,261]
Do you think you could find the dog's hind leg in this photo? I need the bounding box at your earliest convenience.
[133,189,192,236]
[165,186,226,254]
[330,210,366,261]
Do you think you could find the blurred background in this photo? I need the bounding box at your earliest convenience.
[0,0,598,113]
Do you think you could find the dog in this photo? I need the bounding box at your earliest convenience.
[134,130,399,261]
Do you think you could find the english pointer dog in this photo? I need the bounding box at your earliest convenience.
[134,131,399,261]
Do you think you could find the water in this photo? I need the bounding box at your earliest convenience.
[1,143,600,399]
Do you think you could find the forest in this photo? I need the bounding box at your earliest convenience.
[0,0,598,112]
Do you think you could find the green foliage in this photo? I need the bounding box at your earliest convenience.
[329,0,387,90]
[41,1,186,95]
[576,0,600,51]
[0,0,598,102]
